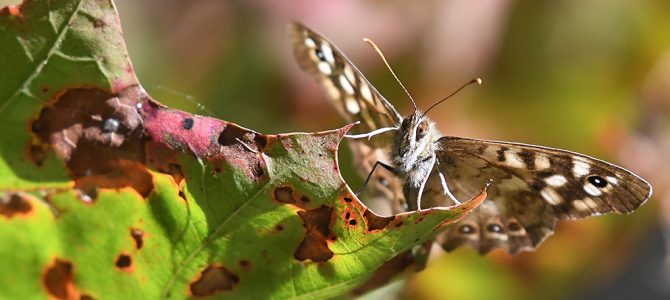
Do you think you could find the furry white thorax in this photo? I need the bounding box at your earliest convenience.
[391,113,442,188]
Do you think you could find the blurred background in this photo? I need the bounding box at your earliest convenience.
[6,0,669,299]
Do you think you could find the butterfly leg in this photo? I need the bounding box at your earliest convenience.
[415,156,438,210]
[434,159,461,205]
[356,161,396,196]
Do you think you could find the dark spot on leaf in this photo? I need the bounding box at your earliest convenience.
[275,224,284,231]
[273,186,296,204]
[178,190,187,202]
[28,144,47,166]
[31,119,43,133]
[115,254,132,270]
[294,205,334,262]
[182,118,194,130]
[363,210,394,231]
[300,196,310,203]
[349,219,357,226]
[190,265,239,297]
[239,260,251,271]
[130,228,144,249]
[93,18,105,28]
[344,197,352,203]
[43,258,78,299]
[80,294,95,300]
[41,86,49,93]
[251,161,264,178]
[0,193,33,218]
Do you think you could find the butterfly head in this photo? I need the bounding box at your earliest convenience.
[392,112,439,170]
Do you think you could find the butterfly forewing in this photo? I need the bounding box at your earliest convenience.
[428,137,652,254]
[290,23,401,135]
[291,23,407,214]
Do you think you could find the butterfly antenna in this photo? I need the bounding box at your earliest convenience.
[422,78,482,118]
[363,38,418,111]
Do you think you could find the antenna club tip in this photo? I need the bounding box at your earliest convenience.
[474,78,483,85]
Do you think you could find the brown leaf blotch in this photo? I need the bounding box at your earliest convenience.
[273,186,296,204]
[28,144,47,166]
[239,260,251,272]
[190,265,240,297]
[33,87,152,200]
[115,254,133,270]
[363,210,395,231]
[294,205,334,262]
[130,228,144,249]
[0,193,33,218]
[43,258,80,299]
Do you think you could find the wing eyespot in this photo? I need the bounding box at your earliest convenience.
[587,175,608,188]
[458,224,476,234]
[314,49,326,62]
[486,223,504,233]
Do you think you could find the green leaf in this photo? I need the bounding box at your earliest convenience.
[0,1,484,299]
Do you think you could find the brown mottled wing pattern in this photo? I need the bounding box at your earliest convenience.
[290,23,405,214]
[290,23,401,135]
[424,137,652,254]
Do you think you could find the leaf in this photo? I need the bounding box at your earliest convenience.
[0,1,485,299]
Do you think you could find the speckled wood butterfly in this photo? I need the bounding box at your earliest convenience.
[290,23,652,254]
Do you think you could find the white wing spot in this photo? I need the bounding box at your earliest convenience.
[320,42,335,64]
[504,151,525,168]
[344,97,360,114]
[317,62,332,75]
[304,38,316,48]
[572,200,590,212]
[583,183,603,196]
[572,159,591,177]
[360,84,373,101]
[583,197,599,210]
[606,176,618,185]
[322,79,340,100]
[544,174,568,187]
[339,75,355,95]
[540,187,563,205]
[343,65,356,84]
[535,154,551,170]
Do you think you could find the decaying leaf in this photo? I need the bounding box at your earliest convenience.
[0,0,485,299]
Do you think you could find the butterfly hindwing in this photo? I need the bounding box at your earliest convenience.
[426,136,652,254]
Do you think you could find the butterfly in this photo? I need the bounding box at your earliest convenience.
[289,23,653,254]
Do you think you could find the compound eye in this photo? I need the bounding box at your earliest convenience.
[415,121,428,141]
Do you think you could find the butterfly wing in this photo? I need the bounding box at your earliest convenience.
[422,136,652,254]
[291,23,406,214]
[290,22,402,134]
